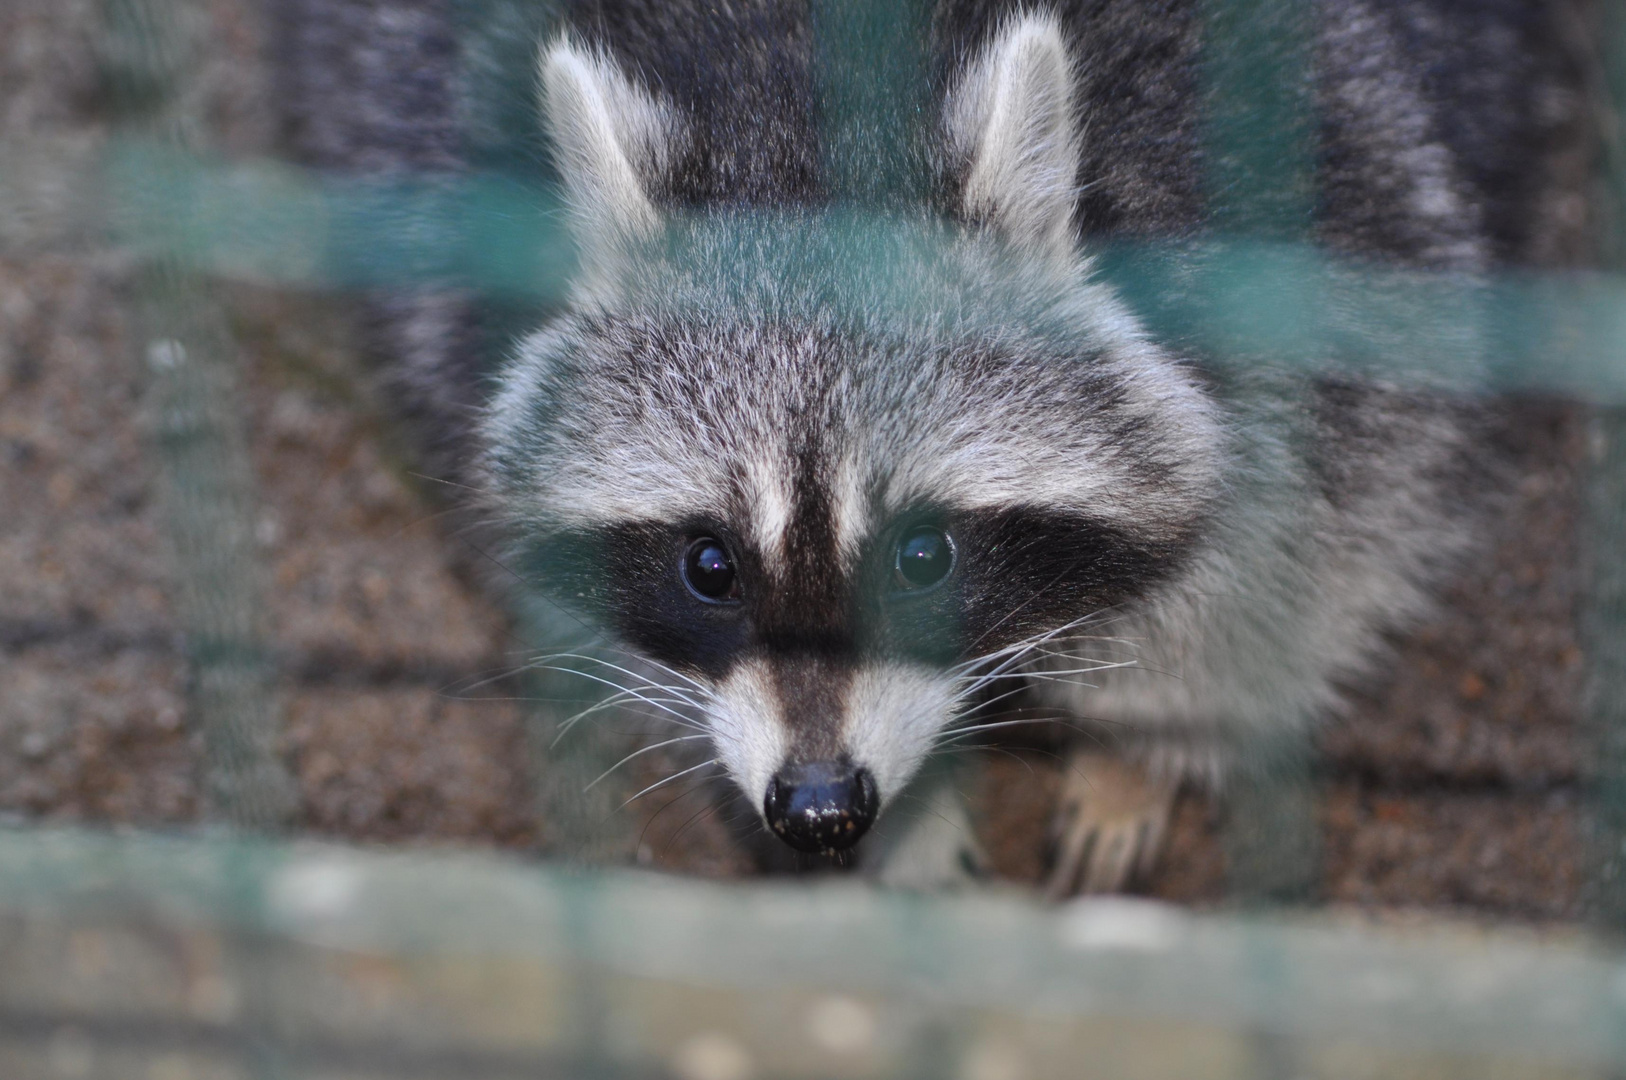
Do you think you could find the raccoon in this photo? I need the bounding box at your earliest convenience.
[282,0,1570,891]
[477,0,1512,892]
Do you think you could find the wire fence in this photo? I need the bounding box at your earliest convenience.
[4,0,1626,1076]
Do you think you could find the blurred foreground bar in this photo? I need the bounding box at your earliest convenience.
[103,0,297,831]
[0,827,1623,1080]
[11,140,1626,396]
[1582,0,1626,935]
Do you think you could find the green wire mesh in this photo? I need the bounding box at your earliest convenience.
[5,0,1626,1075]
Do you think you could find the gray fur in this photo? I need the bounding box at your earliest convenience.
[485,198,1226,800]
[273,0,485,495]
[481,2,1494,831]
[277,0,1579,864]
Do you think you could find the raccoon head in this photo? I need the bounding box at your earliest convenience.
[485,16,1223,856]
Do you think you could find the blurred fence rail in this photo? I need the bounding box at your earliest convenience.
[0,827,1623,1080]
[13,141,1626,400]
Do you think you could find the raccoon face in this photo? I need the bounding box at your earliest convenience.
[484,16,1222,854]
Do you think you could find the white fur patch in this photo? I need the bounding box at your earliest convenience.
[702,658,960,816]
[841,662,960,806]
[539,38,678,254]
[707,657,791,808]
[946,13,1080,258]
[830,452,871,562]
[744,456,797,565]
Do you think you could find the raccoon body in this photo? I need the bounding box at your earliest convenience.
[283,0,1572,886]
[482,0,1507,873]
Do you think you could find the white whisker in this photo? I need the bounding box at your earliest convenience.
[551,689,706,746]
[620,758,722,808]
[934,715,1092,746]
[525,665,705,730]
[603,646,717,697]
[531,653,715,711]
[585,734,714,791]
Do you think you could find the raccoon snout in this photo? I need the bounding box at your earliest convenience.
[763,761,879,854]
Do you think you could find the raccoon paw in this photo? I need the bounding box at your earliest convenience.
[1044,751,1177,898]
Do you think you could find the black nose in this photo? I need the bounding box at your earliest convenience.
[764,762,879,853]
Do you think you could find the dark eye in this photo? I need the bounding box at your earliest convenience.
[894,526,955,591]
[682,537,740,602]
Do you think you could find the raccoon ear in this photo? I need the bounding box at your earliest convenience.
[539,38,678,254]
[945,15,1079,257]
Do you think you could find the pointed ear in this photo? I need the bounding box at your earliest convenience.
[539,37,679,256]
[945,14,1079,257]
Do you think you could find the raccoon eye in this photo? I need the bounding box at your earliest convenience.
[894,526,955,591]
[682,537,740,602]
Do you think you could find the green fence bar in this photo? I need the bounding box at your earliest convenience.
[103,0,296,831]
[1201,0,1321,905]
[1,826,1624,1079]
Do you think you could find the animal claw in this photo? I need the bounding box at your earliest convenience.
[1043,750,1177,898]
